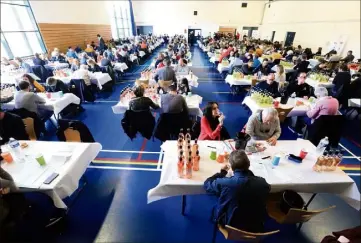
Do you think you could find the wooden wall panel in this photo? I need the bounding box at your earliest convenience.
[38,23,112,53]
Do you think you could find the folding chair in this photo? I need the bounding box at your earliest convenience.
[275,107,293,123]
[22,117,37,140]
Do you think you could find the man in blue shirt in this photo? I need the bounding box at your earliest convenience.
[204,150,270,232]
[66,47,78,59]
[252,54,261,68]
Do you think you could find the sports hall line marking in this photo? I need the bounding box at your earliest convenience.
[339,143,361,161]
[157,149,164,170]
[137,138,148,160]
[100,149,161,154]
[93,100,119,103]
[347,173,360,176]
[88,165,161,172]
[212,91,232,94]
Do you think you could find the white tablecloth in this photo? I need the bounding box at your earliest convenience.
[113,62,129,72]
[225,75,252,86]
[348,98,361,108]
[1,93,80,117]
[59,72,112,90]
[306,78,334,89]
[139,51,146,58]
[1,141,102,208]
[177,74,199,88]
[112,94,203,117]
[217,63,230,73]
[308,59,320,68]
[44,63,69,70]
[147,140,360,209]
[129,55,138,62]
[242,96,310,117]
[271,65,295,74]
[1,72,40,85]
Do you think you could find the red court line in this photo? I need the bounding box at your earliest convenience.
[346,136,361,149]
[339,164,361,168]
[137,138,148,160]
[95,157,158,163]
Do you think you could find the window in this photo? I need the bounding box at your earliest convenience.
[0,0,46,59]
[108,1,132,39]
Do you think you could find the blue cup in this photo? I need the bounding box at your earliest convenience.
[272,155,281,166]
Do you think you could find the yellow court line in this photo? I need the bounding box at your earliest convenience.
[93,160,159,166]
[339,167,361,171]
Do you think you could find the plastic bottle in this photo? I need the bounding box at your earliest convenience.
[186,157,192,179]
[185,128,191,141]
[193,150,200,171]
[8,138,25,162]
[178,128,185,140]
[316,137,329,155]
[177,156,184,178]
[191,139,199,157]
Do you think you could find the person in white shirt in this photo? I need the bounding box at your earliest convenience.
[72,64,91,86]
[174,58,190,75]
[274,65,286,83]
[228,53,243,74]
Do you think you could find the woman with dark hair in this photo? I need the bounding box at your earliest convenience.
[22,73,45,92]
[198,102,230,140]
[178,78,190,95]
[128,85,159,112]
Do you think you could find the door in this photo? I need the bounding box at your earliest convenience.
[285,32,296,46]
[137,26,153,35]
[188,28,201,45]
[271,31,275,42]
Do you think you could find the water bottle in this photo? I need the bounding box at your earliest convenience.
[9,138,25,162]
[316,137,329,155]
[257,71,262,80]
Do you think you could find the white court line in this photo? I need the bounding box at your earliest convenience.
[344,156,359,159]
[88,165,161,172]
[339,143,361,161]
[347,173,360,176]
[101,149,161,154]
[93,100,119,103]
[157,149,164,170]
[212,92,232,94]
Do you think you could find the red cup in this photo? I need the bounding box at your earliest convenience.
[273,100,280,108]
[299,149,308,159]
[46,92,51,99]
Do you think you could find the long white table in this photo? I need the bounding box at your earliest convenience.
[1,92,81,117]
[242,96,311,117]
[217,63,230,73]
[225,75,252,86]
[112,94,203,117]
[113,62,129,72]
[58,72,112,90]
[148,140,360,210]
[1,72,40,85]
[306,78,334,89]
[1,141,102,208]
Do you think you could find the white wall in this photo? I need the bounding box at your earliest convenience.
[259,1,360,58]
[30,0,110,25]
[133,1,265,36]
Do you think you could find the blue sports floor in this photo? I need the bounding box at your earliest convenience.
[17,45,361,243]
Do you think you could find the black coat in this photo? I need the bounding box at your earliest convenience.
[0,112,29,145]
[8,108,44,138]
[293,60,310,73]
[56,119,95,142]
[153,112,190,142]
[333,71,351,93]
[45,80,69,93]
[121,110,155,140]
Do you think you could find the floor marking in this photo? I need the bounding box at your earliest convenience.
[212,91,232,94]
[339,167,360,171]
[339,143,361,161]
[100,150,161,154]
[88,165,161,171]
[346,173,360,176]
[93,100,119,103]
[93,160,158,166]
[344,156,359,159]
[137,138,148,160]
[157,149,164,170]
[345,136,361,149]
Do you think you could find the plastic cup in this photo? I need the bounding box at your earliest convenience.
[210,150,217,160]
[271,155,281,166]
[299,149,308,159]
[1,152,13,163]
[273,100,280,108]
[35,154,46,166]
[46,92,51,99]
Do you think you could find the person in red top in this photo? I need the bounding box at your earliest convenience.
[198,102,230,140]
[218,44,233,62]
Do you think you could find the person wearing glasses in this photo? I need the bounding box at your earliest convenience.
[245,108,281,146]
[287,72,313,98]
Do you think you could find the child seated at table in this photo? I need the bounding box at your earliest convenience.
[204,150,270,232]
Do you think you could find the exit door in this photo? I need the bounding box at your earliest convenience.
[271,31,275,42]
[285,32,296,46]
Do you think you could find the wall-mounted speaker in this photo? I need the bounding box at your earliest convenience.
[194,11,197,16]
[241,3,247,8]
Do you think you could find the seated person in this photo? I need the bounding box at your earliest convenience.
[174,58,190,75]
[14,81,53,121]
[103,48,114,62]
[287,72,313,98]
[254,59,272,76]
[85,44,95,57]
[199,102,230,140]
[332,63,351,95]
[100,52,112,67]
[0,109,29,144]
[66,47,78,59]
[254,73,279,98]
[228,53,243,73]
[74,46,82,53]
[32,53,46,66]
[293,54,310,73]
[274,65,286,83]
[340,50,354,63]
[71,59,80,72]
[252,54,261,68]
[312,59,328,73]
[245,108,281,145]
[178,78,190,95]
[241,60,255,75]
[154,58,177,83]
[14,57,32,73]
[87,59,101,72]
[71,64,92,86]
[22,74,45,92]
[306,87,339,122]
[79,53,88,65]
[348,77,361,99]
[46,77,69,93]
[204,150,270,232]
[160,85,188,115]
[129,85,159,111]
[155,53,165,68]
[50,51,66,63]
